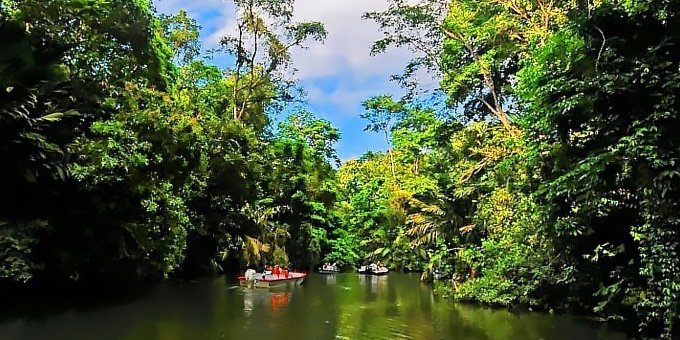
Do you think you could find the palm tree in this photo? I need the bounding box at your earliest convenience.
[406,194,473,280]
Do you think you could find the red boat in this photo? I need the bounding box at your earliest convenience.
[239,271,307,288]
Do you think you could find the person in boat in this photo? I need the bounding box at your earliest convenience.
[273,264,281,277]
[259,263,269,279]
[358,261,369,272]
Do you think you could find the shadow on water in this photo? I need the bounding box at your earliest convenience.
[0,280,157,324]
[0,273,630,340]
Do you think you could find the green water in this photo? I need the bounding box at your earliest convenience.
[0,273,628,340]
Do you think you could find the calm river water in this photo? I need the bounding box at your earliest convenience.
[0,273,629,340]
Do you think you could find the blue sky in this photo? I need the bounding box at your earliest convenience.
[153,0,413,161]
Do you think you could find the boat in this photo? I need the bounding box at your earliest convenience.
[357,264,389,275]
[318,263,340,274]
[239,269,307,288]
[433,270,450,280]
[318,268,340,274]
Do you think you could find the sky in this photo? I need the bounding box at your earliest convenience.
[153,0,413,161]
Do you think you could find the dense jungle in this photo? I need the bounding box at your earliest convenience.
[1,0,679,338]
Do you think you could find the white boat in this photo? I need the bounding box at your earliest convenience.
[358,264,389,275]
[318,263,340,274]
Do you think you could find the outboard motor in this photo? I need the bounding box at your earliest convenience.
[245,269,257,281]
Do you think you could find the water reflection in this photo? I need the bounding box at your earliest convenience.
[269,292,290,310]
[0,273,630,340]
[318,273,336,285]
[358,273,388,297]
[241,286,294,317]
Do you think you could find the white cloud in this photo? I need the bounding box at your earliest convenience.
[288,0,412,123]
[290,0,410,80]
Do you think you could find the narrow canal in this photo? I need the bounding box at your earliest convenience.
[0,273,628,339]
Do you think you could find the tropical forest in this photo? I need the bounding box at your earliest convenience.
[0,0,679,339]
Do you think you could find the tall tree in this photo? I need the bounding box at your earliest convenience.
[361,95,406,176]
[220,0,326,122]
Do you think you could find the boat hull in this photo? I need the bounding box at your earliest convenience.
[357,268,389,276]
[239,272,306,289]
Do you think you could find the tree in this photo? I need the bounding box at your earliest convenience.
[262,112,340,268]
[364,0,450,97]
[517,2,680,336]
[361,95,406,176]
[278,111,341,165]
[160,9,202,65]
[220,0,327,122]
[0,0,177,285]
[391,105,441,174]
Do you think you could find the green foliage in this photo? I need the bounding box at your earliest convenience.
[0,220,45,283]
[455,188,552,306]
[263,112,340,268]
[2,1,679,338]
[361,0,679,338]
[361,95,404,136]
[1,0,178,284]
[278,111,341,163]
[0,19,74,186]
[0,0,335,285]
[516,2,680,336]
[332,100,442,271]
[324,227,360,267]
[160,9,202,65]
[71,85,204,276]
[364,0,449,95]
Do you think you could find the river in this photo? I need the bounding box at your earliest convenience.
[0,273,629,339]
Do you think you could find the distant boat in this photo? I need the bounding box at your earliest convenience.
[318,264,340,274]
[239,270,307,288]
[433,270,450,280]
[319,262,340,274]
[357,264,389,275]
